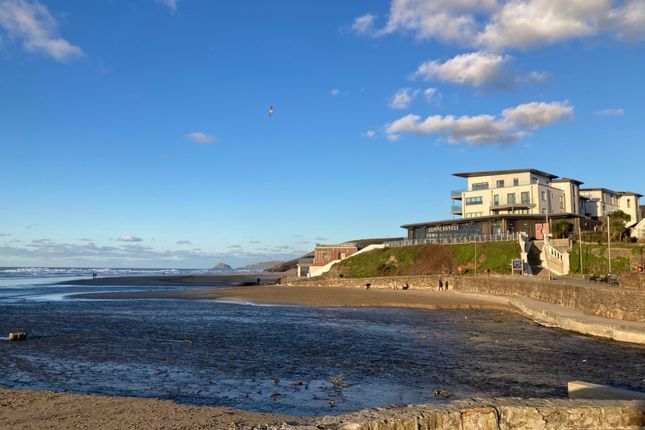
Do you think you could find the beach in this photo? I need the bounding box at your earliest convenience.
[3,275,645,429]
[0,388,305,430]
[71,283,516,311]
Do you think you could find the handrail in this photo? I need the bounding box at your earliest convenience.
[385,232,518,247]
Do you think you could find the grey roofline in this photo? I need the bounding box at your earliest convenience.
[552,177,584,185]
[580,188,643,198]
[452,168,558,180]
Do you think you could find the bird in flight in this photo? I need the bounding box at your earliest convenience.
[268,106,275,117]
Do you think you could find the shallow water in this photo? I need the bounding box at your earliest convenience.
[1,279,644,416]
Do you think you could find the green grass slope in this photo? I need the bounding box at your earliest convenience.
[336,242,520,278]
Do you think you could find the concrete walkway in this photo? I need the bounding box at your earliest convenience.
[456,291,645,344]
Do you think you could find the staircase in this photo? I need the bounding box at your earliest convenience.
[535,239,571,276]
[518,232,533,275]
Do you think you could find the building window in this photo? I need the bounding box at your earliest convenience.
[496,180,505,188]
[465,196,483,205]
[521,191,530,204]
[322,252,331,260]
[559,196,564,209]
[492,224,501,235]
[542,208,546,214]
[531,176,538,184]
[627,199,631,208]
[507,193,516,204]
[472,182,489,190]
[541,191,546,201]
[513,178,519,186]
[493,194,499,206]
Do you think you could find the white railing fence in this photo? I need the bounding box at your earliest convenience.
[386,232,518,248]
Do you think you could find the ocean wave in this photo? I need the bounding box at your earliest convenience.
[0,267,239,279]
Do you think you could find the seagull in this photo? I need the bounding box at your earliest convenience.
[268,106,275,117]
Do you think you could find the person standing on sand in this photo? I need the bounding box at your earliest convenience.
[257,277,261,285]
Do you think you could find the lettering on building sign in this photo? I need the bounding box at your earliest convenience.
[427,224,461,233]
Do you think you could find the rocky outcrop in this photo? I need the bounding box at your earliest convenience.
[213,263,233,271]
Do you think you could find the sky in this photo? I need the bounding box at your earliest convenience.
[1,0,644,268]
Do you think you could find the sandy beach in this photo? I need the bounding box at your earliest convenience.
[0,388,307,430]
[62,272,286,287]
[71,283,516,312]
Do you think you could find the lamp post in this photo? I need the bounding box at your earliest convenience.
[607,213,612,274]
[545,190,552,280]
[578,221,584,278]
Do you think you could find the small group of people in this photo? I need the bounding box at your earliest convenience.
[390,281,410,290]
[438,279,449,291]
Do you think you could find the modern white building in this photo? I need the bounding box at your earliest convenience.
[450,169,582,219]
[403,168,641,243]
[580,188,642,227]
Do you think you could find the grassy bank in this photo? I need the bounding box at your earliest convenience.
[336,242,520,278]
[570,243,644,274]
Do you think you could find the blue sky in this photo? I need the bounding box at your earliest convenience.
[1,0,644,268]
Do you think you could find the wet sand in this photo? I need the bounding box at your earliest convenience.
[62,272,285,287]
[73,284,516,312]
[0,388,307,430]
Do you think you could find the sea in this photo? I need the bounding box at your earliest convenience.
[1,267,644,416]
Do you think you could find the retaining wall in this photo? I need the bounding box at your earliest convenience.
[284,275,645,322]
[314,398,645,430]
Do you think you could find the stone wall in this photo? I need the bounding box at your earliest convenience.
[454,277,645,322]
[619,273,645,289]
[283,275,645,322]
[314,398,645,430]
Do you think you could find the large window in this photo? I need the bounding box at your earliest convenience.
[507,193,516,204]
[521,191,530,204]
[496,180,505,188]
[513,178,519,186]
[465,196,483,205]
[472,182,489,190]
[493,194,499,206]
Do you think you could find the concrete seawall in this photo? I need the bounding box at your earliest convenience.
[314,398,645,430]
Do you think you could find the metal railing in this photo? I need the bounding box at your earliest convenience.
[385,232,518,247]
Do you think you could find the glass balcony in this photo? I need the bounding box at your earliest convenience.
[451,204,463,215]
[451,189,465,199]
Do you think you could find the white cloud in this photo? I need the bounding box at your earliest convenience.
[386,100,572,145]
[414,51,548,87]
[117,235,143,243]
[476,0,607,50]
[330,88,340,96]
[157,0,178,13]
[382,0,496,44]
[352,13,377,35]
[176,240,192,245]
[357,0,645,49]
[605,0,645,41]
[364,129,377,138]
[0,0,84,62]
[390,87,420,109]
[423,87,438,102]
[185,131,217,144]
[594,108,624,117]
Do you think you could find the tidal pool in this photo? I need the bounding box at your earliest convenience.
[1,286,644,416]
